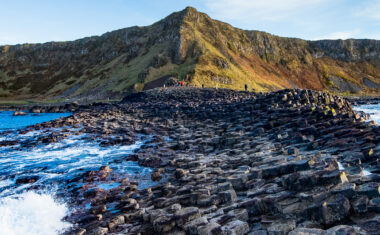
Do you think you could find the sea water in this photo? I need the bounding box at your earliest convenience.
[0,111,155,235]
[0,111,71,131]
[354,104,380,124]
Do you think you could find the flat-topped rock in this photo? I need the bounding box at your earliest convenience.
[13,87,379,234]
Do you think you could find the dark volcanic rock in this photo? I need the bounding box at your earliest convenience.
[17,87,380,234]
[15,175,39,184]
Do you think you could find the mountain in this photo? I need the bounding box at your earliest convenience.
[1,7,380,101]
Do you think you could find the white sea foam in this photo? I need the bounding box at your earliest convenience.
[19,130,42,137]
[354,104,380,124]
[0,191,71,235]
[0,179,13,189]
[0,128,154,234]
[0,134,151,197]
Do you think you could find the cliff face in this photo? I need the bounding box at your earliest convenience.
[310,39,380,62]
[0,10,187,100]
[0,7,379,101]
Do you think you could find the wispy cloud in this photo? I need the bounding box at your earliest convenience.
[316,29,361,40]
[355,0,380,20]
[0,36,16,45]
[204,0,328,22]
[199,0,380,40]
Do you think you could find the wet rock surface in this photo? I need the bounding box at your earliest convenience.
[4,87,380,234]
[0,102,85,113]
[348,97,380,106]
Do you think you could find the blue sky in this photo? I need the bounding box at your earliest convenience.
[1,0,380,45]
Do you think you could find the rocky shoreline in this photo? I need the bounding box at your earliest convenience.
[0,101,112,114]
[2,87,380,235]
[347,97,380,106]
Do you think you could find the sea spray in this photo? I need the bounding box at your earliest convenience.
[354,104,380,124]
[0,111,159,234]
[0,191,71,235]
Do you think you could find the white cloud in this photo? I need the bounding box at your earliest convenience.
[0,36,16,45]
[317,29,361,40]
[204,0,328,22]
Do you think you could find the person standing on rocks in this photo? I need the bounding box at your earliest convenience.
[245,84,248,92]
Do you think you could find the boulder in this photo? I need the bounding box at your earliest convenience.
[358,217,380,234]
[320,194,350,225]
[287,147,299,155]
[15,175,39,184]
[229,174,248,191]
[267,220,296,235]
[13,111,27,116]
[357,182,380,198]
[184,217,209,235]
[218,190,238,204]
[93,227,108,235]
[288,228,324,235]
[221,220,250,235]
[239,198,267,216]
[352,196,368,214]
[151,169,162,181]
[152,214,176,232]
[368,197,380,212]
[325,225,361,235]
[198,222,222,235]
[227,208,249,222]
[175,207,201,227]
[108,215,125,229]
[331,183,356,198]
[175,168,186,178]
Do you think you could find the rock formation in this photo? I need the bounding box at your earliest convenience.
[4,87,379,234]
[0,7,379,101]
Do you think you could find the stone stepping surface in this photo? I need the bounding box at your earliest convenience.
[28,87,379,235]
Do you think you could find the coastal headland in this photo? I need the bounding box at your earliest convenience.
[2,87,379,234]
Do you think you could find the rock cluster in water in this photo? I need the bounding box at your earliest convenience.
[348,97,380,106]
[0,102,83,113]
[6,87,380,235]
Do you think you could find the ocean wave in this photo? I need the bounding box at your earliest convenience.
[354,104,380,124]
[0,191,70,235]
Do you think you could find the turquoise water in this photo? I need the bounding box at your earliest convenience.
[0,111,71,131]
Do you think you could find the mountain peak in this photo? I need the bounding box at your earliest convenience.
[181,6,199,15]
[178,6,206,22]
[155,6,202,29]
[0,8,379,101]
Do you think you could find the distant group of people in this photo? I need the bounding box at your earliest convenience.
[201,83,250,91]
[164,81,251,92]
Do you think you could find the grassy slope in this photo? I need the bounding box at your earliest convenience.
[180,11,380,94]
[0,7,379,102]
[181,12,312,91]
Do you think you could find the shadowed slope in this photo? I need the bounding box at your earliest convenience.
[0,7,379,101]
